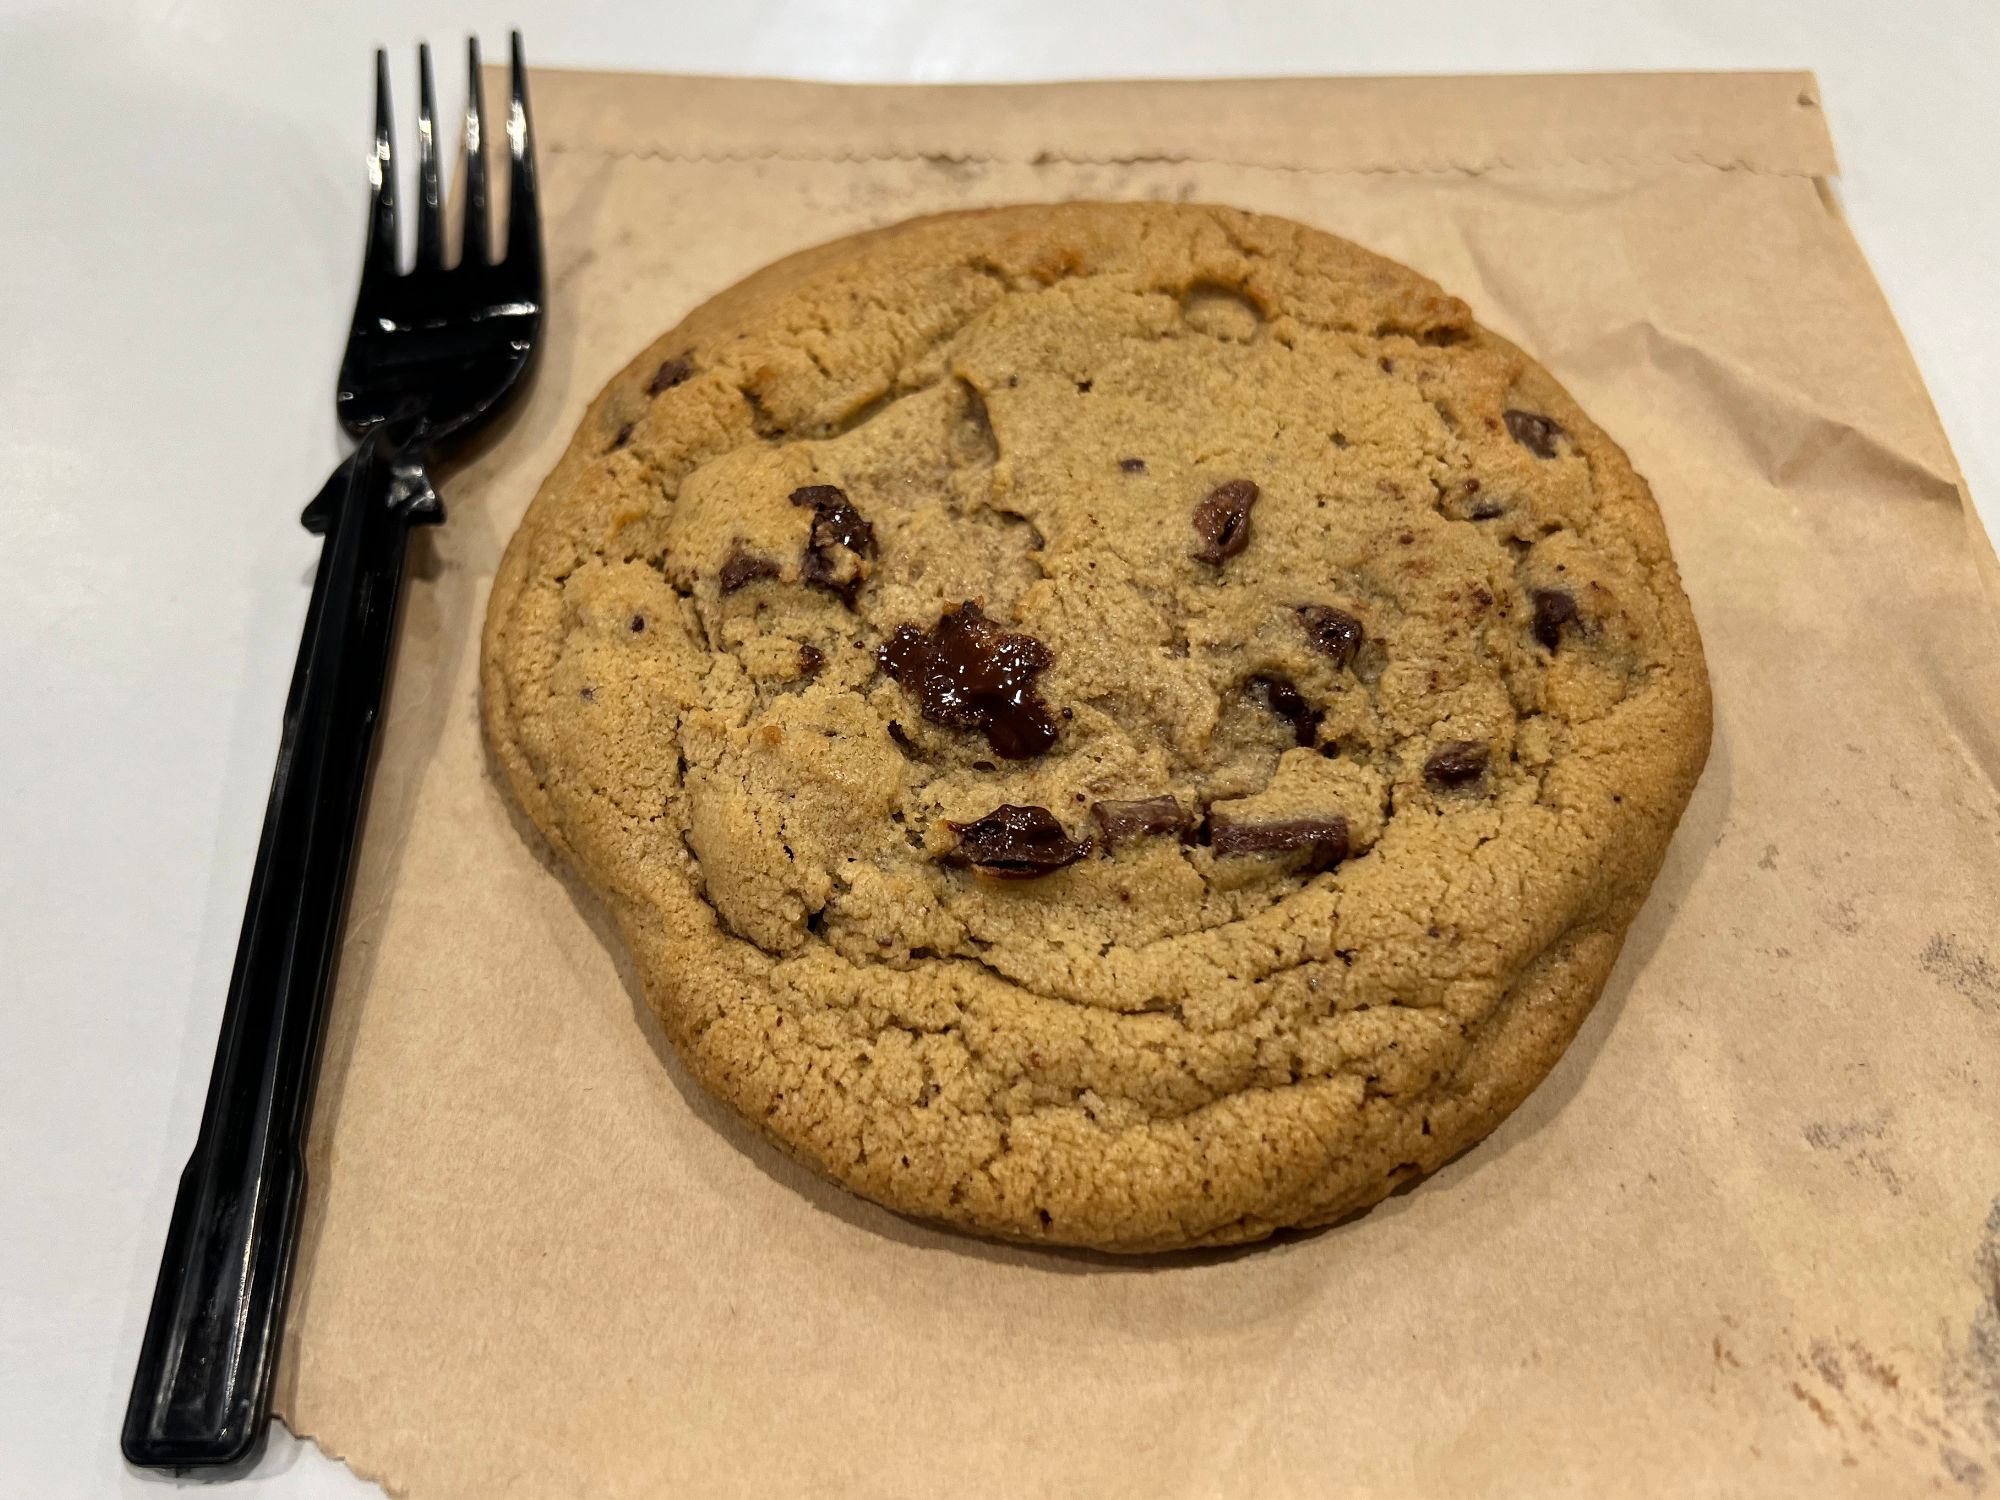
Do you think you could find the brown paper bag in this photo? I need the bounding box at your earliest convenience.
[275,69,2000,1498]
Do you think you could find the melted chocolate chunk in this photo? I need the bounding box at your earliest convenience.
[610,420,635,451]
[1250,674,1319,746]
[878,601,1060,759]
[792,484,877,606]
[1091,795,1193,848]
[1297,605,1365,667]
[1531,587,1580,650]
[719,547,780,592]
[798,643,825,676]
[1210,814,1350,869]
[1503,408,1565,459]
[791,485,874,554]
[946,805,1091,878]
[647,351,695,396]
[1191,479,1259,564]
[1424,739,1490,788]
[1119,457,1147,473]
[1469,498,1504,521]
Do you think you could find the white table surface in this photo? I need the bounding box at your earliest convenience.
[3,2,1994,1495]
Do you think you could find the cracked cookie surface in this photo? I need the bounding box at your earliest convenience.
[481,202,1711,1251]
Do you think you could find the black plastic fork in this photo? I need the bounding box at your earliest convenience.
[122,34,543,1472]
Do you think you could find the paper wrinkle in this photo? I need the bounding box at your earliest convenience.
[279,69,2000,1500]
[1568,317,1964,502]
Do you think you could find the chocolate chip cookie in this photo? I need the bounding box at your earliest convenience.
[481,202,1711,1252]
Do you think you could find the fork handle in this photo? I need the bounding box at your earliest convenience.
[123,429,431,1470]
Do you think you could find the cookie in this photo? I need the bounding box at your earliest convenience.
[481,202,1711,1252]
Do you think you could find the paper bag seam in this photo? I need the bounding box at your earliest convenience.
[543,141,1824,180]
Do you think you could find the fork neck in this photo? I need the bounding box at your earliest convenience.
[363,421,445,526]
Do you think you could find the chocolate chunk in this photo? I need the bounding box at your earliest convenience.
[1191,479,1259,564]
[1531,587,1580,650]
[878,601,1061,759]
[1469,498,1504,521]
[1091,795,1193,848]
[1297,605,1364,667]
[1119,457,1147,473]
[610,420,635,451]
[798,643,825,676]
[629,614,646,633]
[946,805,1091,878]
[647,351,694,396]
[1210,814,1350,869]
[1424,740,1489,787]
[791,485,877,606]
[1250,674,1319,746]
[719,546,780,592]
[1503,409,1565,459]
[791,485,874,554]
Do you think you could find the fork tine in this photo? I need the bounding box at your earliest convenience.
[504,30,540,268]
[362,49,398,284]
[460,37,490,266]
[414,43,443,272]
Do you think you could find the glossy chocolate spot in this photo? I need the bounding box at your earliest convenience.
[1531,588,1580,650]
[1424,740,1489,788]
[792,485,873,553]
[1250,674,1318,746]
[1119,457,1147,473]
[1503,409,1565,459]
[647,351,694,396]
[798,643,825,676]
[719,547,780,592]
[791,485,876,606]
[1469,498,1504,521]
[1191,479,1259,564]
[1091,795,1194,848]
[946,805,1091,878]
[1297,605,1364,667]
[1210,813,1350,869]
[878,601,1060,759]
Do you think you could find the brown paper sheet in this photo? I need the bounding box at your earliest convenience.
[275,69,2000,1497]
